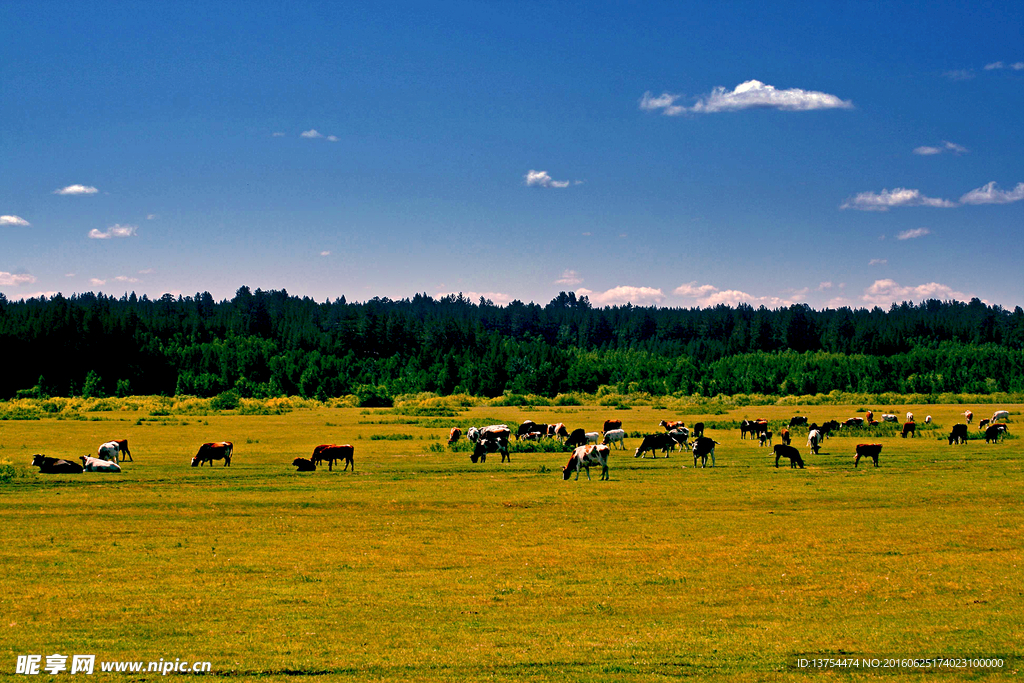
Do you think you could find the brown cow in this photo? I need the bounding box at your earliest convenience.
[854,443,882,468]
[603,419,622,433]
[448,427,462,445]
[659,420,685,431]
[191,442,232,467]
[310,444,355,471]
[901,422,916,438]
[110,439,133,462]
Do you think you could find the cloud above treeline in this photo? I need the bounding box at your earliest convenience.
[640,79,852,116]
[861,279,976,306]
[841,181,1024,210]
[577,286,665,306]
[674,282,793,307]
[1,215,30,226]
[436,290,513,305]
[555,270,583,286]
[54,184,98,195]
[0,271,37,286]
[88,224,137,240]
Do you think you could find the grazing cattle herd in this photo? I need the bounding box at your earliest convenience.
[22,407,1015,482]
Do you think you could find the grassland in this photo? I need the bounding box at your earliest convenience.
[0,403,1021,681]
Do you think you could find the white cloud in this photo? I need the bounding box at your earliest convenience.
[826,297,853,308]
[138,268,154,274]
[897,227,931,240]
[65,273,75,277]
[114,275,139,283]
[641,80,852,116]
[1016,63,1024,70]
[89,278,106,286]
[146,214,157,220]
[943,69,974,81]
[554,269,583,286]
[320,251,331,256]
[959,181,1024,205]
[1,215,30,226]
[88,224,137,239]
[272,132,286,137]
[327,135,339,142]
[674,281,792,307]
[984,61,1005,70]
[862,279,975,306]
[914,140,968,155]
[840,187,956,211]
[300,129,323,138]
[524,170,575,188]
[868,258,887,266]
[436,290,513,305]
[577,286,665,306]
[582,232,592,236]
[8,290,57,300]
[54,184,99,195]
[818,282,833,290]
[982,61,1022,70]
[0,272,37,286]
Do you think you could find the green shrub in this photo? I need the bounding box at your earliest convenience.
[209,389,241,411]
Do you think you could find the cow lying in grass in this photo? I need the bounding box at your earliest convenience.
[32,454,83,474]
[292,457,316,472]
[80,455,121,472]
[773,444,804,468]
[562,444,610,481]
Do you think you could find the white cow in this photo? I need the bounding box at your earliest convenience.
[881,414,898,422]
[993,410,1010,422]
[96,441,120,462]
[80,456,121,473]
[925,415,932,424]
[906,412,914,422]
[807,429,822,455]
[601,429,626,450]
[562,445,610,481]
[585,431,600,445]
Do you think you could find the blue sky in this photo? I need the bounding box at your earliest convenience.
[2,0,1022,309]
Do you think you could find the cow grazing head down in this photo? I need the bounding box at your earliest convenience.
[562,445,610,481]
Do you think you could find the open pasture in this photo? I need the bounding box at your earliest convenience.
[1,403,1021,681]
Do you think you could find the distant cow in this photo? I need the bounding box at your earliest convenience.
[311,444,354,471]
[634,433,673,458]
[516,421,540,440]
[992,410,1010,422]
[842,417,864,428]
[906,412,914,422]
[865,411,873,423]
[985,424,1008,444]
[191,442,233,467]
[31,454,83,474]
[789,416,808,427]
[925,415,932,424]
[292,457,316,472]
[780,428,791,446]
[948,424,968,445]
[881,414,898,423]
[819,420,840,438]
[467,426,481,443]
[692,422,705,438]
[96,441,120,462]
[807,429,822,455]
[964,410,973,424]
[660,420,685,431]
[564,428,589,449]
[901,422,916,438]
[758,429,773,447]
[521,431,544,441]
[603,419,622,433]
[550,423,570,441]
[668,427,689,451]
[854,443,882,468]
[562,444,610,481]
[472,434,510,463]
[602,429,626,450]
[691,437,718,468]
[773,444,804,469]
[978,418,991,430]
[448,427,462,445]
[80,456,121,472]
[740,420,766,439]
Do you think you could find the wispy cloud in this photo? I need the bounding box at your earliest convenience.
[869,258,888,266]
[54,184,98,195]
[984,61,1024,70]
[959,181,1024,205]
[818,282,833,290]
[1,215,30,226]
[913,140,968,156]
[943,69,975,81]
[300,129,323,139]
[840,188,956,211]
[138,268,154,275]
[577,286,665,306]
[674,281,793,307]
[89,278,106,286]
[436,290,513,305]
[320,251,331,256]
[65,273,75,277]
[272,132,286,137]
[0,272,37,286]
[327,135,339,142]
[146,214,158,220]
[555,269,583,286]
[88,224,137,239]
[897,227,931,240]
[524,170,578,188]
[641,80,852,116]
[9,290,57,301]
[862,279,975,306]
[114,275,140,283]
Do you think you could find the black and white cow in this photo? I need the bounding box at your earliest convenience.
[691,437,718,468]
[562,444,610,481]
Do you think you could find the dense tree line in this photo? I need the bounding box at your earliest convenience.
[1,288,1023,400]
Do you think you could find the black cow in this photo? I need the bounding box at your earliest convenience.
[564,428,589,449]
[691,437,718,468]
[292,457,316,472]
[516,421,546,440]
[773,444,804,468]
[692,422,705,438]
[819,420,840,439]
[31,454,84,474]
[758,429,773,447]
[854,443,882,468]
[948,424,968,445]
[985,424,1007,444]
[634,433,673,458]
[789,416,808,427]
